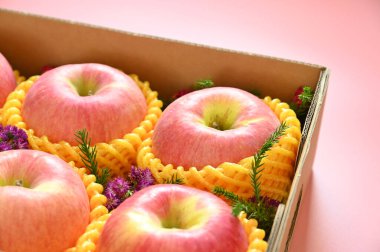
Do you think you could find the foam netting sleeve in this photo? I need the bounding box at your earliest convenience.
[0,70,25,123]
[1,74,163,177]
[137,96,301,202]
[66,163,110,252]
[238,212,268,252]
[14,70,26,84]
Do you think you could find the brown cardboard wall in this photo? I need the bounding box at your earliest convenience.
[0,9,322,102]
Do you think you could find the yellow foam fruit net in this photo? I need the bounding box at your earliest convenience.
[66,173,266,252]
[138,97,301,202]
[1,74,163,177]
[67,167,267,252]
[66,162,110,252]
[0,70,25,123]
[14,70,26,84]
[238,212,268,252]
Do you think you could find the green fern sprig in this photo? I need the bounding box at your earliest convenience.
[212,122,287,237]
[194,79,214,90]
[213,186,241,202]
[75,129,110,186]
[162,173,184,184]
[251,122,288,201]
[290,86,314,125]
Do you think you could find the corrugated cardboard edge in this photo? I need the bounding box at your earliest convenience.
[268,69,329,251]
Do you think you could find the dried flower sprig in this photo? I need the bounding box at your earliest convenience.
[290,86,314,125]
[75,129,110,186]
[0,125,29,151]
[213,122,287,237]
[104,166,155,211]
[41,65,56,74]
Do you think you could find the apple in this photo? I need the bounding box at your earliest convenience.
[0,149,90,252]
[97,184,248,252]
[152,87,280,169]
[0,52,17,108]
[22,63,147,145]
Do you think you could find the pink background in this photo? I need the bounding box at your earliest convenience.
[1,1,379,251]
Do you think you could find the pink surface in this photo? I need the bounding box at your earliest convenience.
[1,1,380,251]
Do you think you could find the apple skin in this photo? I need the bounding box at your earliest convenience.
[0,150,90,252]
[0,52,17,108]
[152,87,280,169]
[97,184,248,252]
[22,63,147,145]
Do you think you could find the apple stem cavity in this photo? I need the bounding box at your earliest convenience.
[206,111,234,131]
[203,104,240,131]
[71,78,98,97]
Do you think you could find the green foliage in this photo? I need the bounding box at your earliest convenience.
[212,123,287,237]
[213,186,241,202]
[194,79,214,90]
[75,129,110,186]
[290,86,314,123]
[162,173,184,184]
[251,122,288,201]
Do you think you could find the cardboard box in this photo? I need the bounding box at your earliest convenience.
[0,8,329,251]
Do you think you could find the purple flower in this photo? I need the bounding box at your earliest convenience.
[130,166,155,191]
[104,177,131,211]
[0,125,29,151]
[104,189,121,211]
[262,197,280,208]
[103,167,155,211]
[249,196,280,208]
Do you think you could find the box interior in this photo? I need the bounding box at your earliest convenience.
[0,8,329,251]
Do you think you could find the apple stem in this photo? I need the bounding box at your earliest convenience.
[211,121,221,130]
[14,179,23,187]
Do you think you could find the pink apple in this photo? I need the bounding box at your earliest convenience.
[152,87,280,169]
[0,52,17,108]
[0,149,90,252]
[97,184,248,252]
[22,63,147,145]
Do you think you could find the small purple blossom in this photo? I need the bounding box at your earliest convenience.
[249,196,280,208]
[104,189,121,211]
[0,125,29,151]
[130,166,155,191]
[104,167,155,211]
[104,177,130,211]
[262,197,280,208]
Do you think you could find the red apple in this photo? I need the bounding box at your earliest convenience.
[22,63,147,145]
[152,87,280,169]
[0,149,90,252]
[97,184,248,252]
[0,52,17,108]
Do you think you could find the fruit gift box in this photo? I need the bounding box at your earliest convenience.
[0,8,329,252]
